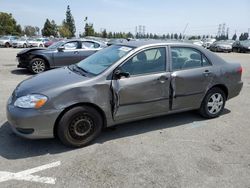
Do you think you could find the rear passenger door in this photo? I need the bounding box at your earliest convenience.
[77,41,99,62]
[170,47,214,110]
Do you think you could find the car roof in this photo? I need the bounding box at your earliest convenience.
[116,40,196,48]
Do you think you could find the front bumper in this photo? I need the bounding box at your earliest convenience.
[6,104,62,139]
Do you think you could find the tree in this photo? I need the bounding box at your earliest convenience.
[174,33,178,39]
[64,5,76,37]
[58,24,71,38]
[101,29,107,38]
[42,19,53,37]
[179,33,182,40]
[166,33,170,39]
[23,25,37,36]
[0,12,22,35]
[232,33,237,40]
[84,23,95,36]
[239,32,249,41]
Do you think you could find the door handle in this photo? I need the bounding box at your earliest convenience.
[74,51,79,54]
[203,70,211,76]
[157,76,168,83]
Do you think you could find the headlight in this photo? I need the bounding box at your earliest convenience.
[14,94,48,109]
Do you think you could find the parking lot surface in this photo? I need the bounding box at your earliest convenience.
[0,48,250,188]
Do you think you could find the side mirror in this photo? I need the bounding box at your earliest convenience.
[114,70,130,79]
[57,46,65,52]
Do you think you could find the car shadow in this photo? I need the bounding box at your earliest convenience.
[11,68,33,75]
[0,109,231,160]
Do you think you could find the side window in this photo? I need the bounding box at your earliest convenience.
[64,42,78,50]
[171,47,203,70]
[202,55,211,66]
[120,47,166,76]
[82,41,100,49]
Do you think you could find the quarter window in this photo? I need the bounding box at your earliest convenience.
[171,47,210,70]
[120,47,166,76]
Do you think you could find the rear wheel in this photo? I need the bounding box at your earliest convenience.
[23,43,27,48]
[57,106,103,148]
[5,42,10,48]
[199,88,226,118]
[29,58,47,74]
[39,44,43,47]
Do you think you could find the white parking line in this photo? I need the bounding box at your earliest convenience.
[0,161,61,184]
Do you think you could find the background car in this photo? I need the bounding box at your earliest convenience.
[16,39,107,73]
[28,38,49,47]
[44,38,63,47]
[232,40,250,53]
[0,36,19,47]
[202,38,216,48]
[210,40,233,52]
[12,37,30,48]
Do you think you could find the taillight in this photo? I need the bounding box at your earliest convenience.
[237,66,243,74]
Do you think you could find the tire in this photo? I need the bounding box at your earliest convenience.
[57,106,103,148]
[29,58,47,74]
[199,87,226,118]
[23,43,27,48]
[5,42,10,48]
[39,44,43,47]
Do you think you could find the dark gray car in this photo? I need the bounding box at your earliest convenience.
[16,39,107,74]
[7,41,243,147]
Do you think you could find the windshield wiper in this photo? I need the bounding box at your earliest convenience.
[76,65,89,74]
[69,65,86,76]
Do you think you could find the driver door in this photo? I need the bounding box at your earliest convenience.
[111,47,171,121]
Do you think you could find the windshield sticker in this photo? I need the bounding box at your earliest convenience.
[119,46,132,52]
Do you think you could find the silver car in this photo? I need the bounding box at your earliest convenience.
[7,41,243,147]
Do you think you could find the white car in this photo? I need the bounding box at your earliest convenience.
[29,38,49,47]
[202,38,216,48]
[12,37,30,48]
[191,40,204,47]
[0,36,19,47]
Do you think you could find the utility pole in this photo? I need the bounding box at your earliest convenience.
[182,23,188,39]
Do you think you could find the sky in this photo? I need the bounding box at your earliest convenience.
[0,0,249,37]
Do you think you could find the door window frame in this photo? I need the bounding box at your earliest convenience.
[169,46,212,72]
[114,46,169,78]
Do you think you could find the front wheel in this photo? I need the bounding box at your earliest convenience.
[29,58,47,74]
[199,88,226,118]
[57,106,103,148]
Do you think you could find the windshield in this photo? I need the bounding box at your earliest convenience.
[48,41,65,49]
[77,45,134,75]
[0,36,9,40]
[242,40,250,45]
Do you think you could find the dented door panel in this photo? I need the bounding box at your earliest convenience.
[171,66,214,110]
[112,72,171,121]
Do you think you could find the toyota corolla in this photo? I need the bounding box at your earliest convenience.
[7,41,243,147]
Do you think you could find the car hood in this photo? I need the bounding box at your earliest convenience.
[217,44,232,48]
[17,48,53,56]
[14,67,90,97]
[0,39,8,43]
[242,44,250,48]
[13,40,24,44]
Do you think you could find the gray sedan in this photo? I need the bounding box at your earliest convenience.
[16,39,107,74]
[7,41,243,147]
